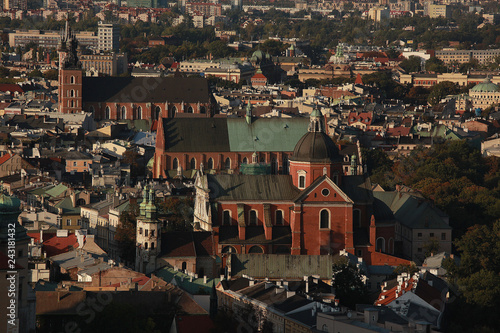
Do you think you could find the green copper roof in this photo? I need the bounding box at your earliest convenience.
[471,78,500,92]
[310,107,322,118]
[155,266,220,295]
[45,184,69,198]
[227,118,308,152]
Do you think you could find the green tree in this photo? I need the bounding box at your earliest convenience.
[332,256,369,309]
[425,56,447,73]
[27,69,43,78]
[115,205,139,264]
[427,81,459,105]
[43,69,58,81]
[400,55,422,73]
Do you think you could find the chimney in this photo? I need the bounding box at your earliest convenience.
[204,276,207,284]
[40,229,43,243]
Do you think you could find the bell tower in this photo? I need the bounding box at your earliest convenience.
[135,185,161,274]
[58,18,83,114]
[289,107,343,189]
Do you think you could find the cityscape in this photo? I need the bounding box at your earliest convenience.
[1,0,500,332]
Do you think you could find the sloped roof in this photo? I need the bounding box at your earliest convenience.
[160,117,309,153]
[0,153,12,165]
[45,183,69,198]
[155,266,220,295]
[208,174,300,201]
[230,253,333,279]
[82,77,212,103]
[373,191,451,230]
[28,232,79,257]
[160,231,214,258]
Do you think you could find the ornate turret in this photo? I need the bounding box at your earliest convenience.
[245,100,253,124]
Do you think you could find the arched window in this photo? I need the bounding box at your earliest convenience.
[320,209,330,229]
[70,100,74,108]
[242,157,248,164]
[249,210,257,226]
[225,157,231,170]
[70,76,75,84]
[283,156,289,174]
[376,237,385,252]
[181,262,187,271]
[207,157,214,169]
[275,210,283,225]
[154,106,161,120]
[187,106,194,113]
[200,106,206,114]
[121,106,127,119]
[144,242,148,250]
[170,105,177,117]
[222,246,236,254]
[248,246,263,254]
[353,209,361,228]
[151,242,155,250]
[172,158,179,170]
[136,106,142,119]
[297,170,306,189]
[223,210,231,225]
[70,89,75,97]
[190,158,196,170]
[105,106,110,119]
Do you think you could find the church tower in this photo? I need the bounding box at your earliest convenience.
[289,107,343,190]
[58,19,83,114]
[135,186,161,274]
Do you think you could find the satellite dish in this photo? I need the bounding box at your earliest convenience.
[347,311,352,319]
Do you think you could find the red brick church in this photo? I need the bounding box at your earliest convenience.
[192,109,403,266]
[57,21,215,119]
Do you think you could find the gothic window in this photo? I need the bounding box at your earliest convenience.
[70,76,75,84]
[320,209,330,229]
[151,242,155,250]
[275,210,283,225]
[223,210,231,225]
[190,158,196,170]
[249,210,257,226]
[105,106,110,119]
[376,237,385,252]
[154,106,161,120]
[182,262,187,270]
[200,106,206,114]
[136,106,142,119]
[70,89,75,97]
[187,106,194,113]
[207,158,214,169]
[70,100,74,108]
[121,106,127,119]
[225,157,231,170]
[172,158,179,170]
[144,242,148,250]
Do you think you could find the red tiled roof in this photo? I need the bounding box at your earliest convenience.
[0,84,24,94]
[0,153,12,165]
[386,126,411,137]
[28,232,79,258]
[375,277,416,306]
[369,251,411,266]
[355,73,363,85]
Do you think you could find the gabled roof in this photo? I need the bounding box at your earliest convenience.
[160,231,214,258]
[208,174,300,201]
[82,77,212,103]
[28,232,79,257]
[160,117,309,153]
[0,153,12,165]
[294,175,353,204]
[373,191,451,230]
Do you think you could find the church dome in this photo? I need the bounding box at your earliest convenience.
[292,131,340,163]
[0,192,20,212]
[471,77,500,93]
